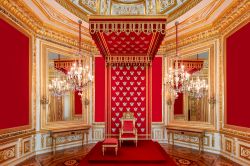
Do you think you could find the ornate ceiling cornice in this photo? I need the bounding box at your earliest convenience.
[0,0,249,55]
[0,0,95,51]
[167,0,202,22]
[55,0,89,22]
[162,0,250,53]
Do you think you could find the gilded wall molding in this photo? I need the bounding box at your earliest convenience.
[163,0,249,53]
[221,128,250,141]
[55,0,89,22]
[0,130,35,143]
[0,0,94,52]
[0,146,16,164]
[167,0,202,22]
[240,144,250,161]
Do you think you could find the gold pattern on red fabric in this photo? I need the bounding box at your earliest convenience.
[89,16,167,64]
[110,65,148,136]
[174,60,204,74]
[54,60,75,74]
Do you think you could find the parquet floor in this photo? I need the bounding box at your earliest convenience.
[18,143,241,166]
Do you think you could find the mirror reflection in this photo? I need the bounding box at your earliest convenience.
[48,52,83,122]
[174,52,209,122]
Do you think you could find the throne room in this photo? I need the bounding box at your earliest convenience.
[0,0,249,165]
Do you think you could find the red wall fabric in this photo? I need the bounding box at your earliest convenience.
[226,22,250,128]
[110,65,147,135]
[0,18,30,129]
[174,93,183,115]
[152,57,162,122]
[95,57,105,122]
[74,91,82,115]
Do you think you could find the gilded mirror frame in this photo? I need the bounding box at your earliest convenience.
[165,41,217,130]
[40,41,90,130]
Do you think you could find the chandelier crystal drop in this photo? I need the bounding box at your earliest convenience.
[187,76,208,99]
[67,20,93,95]
[48,77,72,97]
[186,54,208,99]
[49,54,72,97]
[167,62,190,97]
[166,22,190,98]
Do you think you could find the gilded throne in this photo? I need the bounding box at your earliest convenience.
[119,112,138,147]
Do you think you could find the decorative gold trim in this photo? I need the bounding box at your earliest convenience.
[225,139,232,153]
[112,0,145,4]
[0,11,33,135]
[55,0,89,22]
[156,0,177,15]
[0,145,16,164]
[168,0,202,22]
[79,0,100,14]
[40,41,91,130]
[23,140,31,154]
[168,43,216,129]
[110,0,146,15]
[239,144,250,161]
[222,18,250,133]
[89,19,167,35]
[0,0,94,51]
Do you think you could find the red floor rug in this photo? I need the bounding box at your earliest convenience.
[79,140,176,166]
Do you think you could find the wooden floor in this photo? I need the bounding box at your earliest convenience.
[18,143,240,166]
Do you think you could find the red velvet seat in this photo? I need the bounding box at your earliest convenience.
[102,138,118,156]
[119,112,138,147]
[103,138,118,145]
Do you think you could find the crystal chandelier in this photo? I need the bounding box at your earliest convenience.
[49,77,71,97]
[49,55,72,97]
[187,55,208,99]
[67,20,93,95]
[187,76,208,99]
[166,22,190,98]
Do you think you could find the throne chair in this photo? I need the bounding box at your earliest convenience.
[119,111,138,147]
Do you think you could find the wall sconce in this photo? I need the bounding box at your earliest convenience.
[40,96,49,105]
[167,98,172,106]
[84,98,89,108]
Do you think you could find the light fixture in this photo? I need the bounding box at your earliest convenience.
[166,21,190,98]
[186,54,208,99]
[67,20,93,96]
[49,54,72,97]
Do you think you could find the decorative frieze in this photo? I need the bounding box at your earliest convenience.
[23,140,31,154]
[240,145,250,161]
[174,134,210,147]
[0,146,16,164]
[225,139,232,153]
[46,134,83,147]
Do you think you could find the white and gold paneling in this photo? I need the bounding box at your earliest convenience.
[37,133,85,154]
[221,134,250,165]
[0,0,250,165]
[0,135,35,166]
[151,124,165,142]
[92,124,105,142]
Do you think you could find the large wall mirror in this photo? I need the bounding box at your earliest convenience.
[173,52,209,122]
[48,52,83,122]
[40,42,91,129]
[167,43,216,128]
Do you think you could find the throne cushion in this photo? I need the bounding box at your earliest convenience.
[103,138,118,145]
[123,121,134,131]
[120,133,136,138]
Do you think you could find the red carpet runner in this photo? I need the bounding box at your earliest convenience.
[80,140,176,166]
